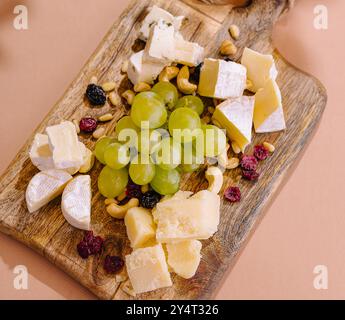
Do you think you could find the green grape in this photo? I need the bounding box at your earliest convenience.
[94,136,116,164]
[152,137,181,170]
[151,82,178,109]
[202,124,227,157]
[150,166,180,195]
[168,107,201,144]
[130,92,167,129]
[180,143,203,173]
[175,95,204,116]
[115,116,139,137]
[137,128,169,155]
[129,155,156,185]
[98,166,128,198]
[115,116,140,148]
[104,143,130,169]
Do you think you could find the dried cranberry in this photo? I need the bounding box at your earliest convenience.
[79,117,98,133]
[254,145,269,161]
[77,241,91,259]
[89,236,104,255]
[240,155,258,171]
[242,169,260,181]
[141,191,161,209]
[224,187,241,203]
[104,255,124,274]
[86,84,106,106]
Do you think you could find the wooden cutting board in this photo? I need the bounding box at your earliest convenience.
[0,0,326,300]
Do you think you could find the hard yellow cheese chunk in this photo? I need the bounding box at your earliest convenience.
[241,47,278,93]
[125,207,156,249]
[254,78,286,133]
[166,240,202,279]
[125,244,172,294]
[212,96,255,152]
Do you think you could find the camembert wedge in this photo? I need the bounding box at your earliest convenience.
[26,169,72,213]
[212,96,255,152]
[61,175,91,230]
[29,133,55,171]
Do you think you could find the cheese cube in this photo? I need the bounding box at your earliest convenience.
[125,207,156,249]
[174,34,204,67]
[26,169,72,213]
[29,133,55,171]
[127,50,167,85]
[46,121,84,173]
[212,96,255,152]
[166,240,202,279]
[125,244,172,294]
[254,79,286,133]
[139,5,184,41]
[241,47,278,93]
[198,58,247,99]
[144,19,175,64]
[153,190,220,243]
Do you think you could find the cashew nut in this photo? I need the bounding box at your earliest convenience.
[159,66,179,82]
[101,81,116,92]
[134,82,151,93]
[106,198,139,219]
[217,146,239,170]
[220,39,237,56]
[177,66,197,94]
[79,148,95,173]
[121,89,135,105]
[205,166,223,194]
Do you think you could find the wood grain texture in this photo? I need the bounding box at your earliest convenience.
[0,0,326,300]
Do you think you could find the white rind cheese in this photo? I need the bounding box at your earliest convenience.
[125,244,172,294]
[198,58,247,99]
[153,190,220,243]
[61,175,91,230]
[166,240,202,279]
[174,34,204,67]
[46,121,84,174]
[139,5,184,41]
[29,133,55,171]
[241,47,278,93]
[26,169,72,213]
[127,50,167,85]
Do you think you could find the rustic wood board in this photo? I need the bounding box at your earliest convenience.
[0,0,326,300]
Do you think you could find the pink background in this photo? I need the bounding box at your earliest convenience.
[0,0,344,299]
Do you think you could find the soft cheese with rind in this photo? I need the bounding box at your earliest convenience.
[198,58,246,99]
[139,5,184,41]
[174,33,204,67]
[26,169,72,213]
[153,190,220,243]
[212,96,255,152]
[61,175,91,230]
[241,47,278,93]
[46,121,84,174]
[29,133,55,171]
[125,244,172,294]
[166,240,202,279]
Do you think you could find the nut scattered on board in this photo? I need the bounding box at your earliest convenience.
[229,24,240,40]
[121,60,129,73]
[134,82,151,93]
[177,66,197,94]
[101,82,116,92]
[263,142,275,152]
[92,127,106,139]
[205,166,224,194]
[220,39,237,56]
[90,76,98,85]
[72,119,80,134]
[117,191,127,202]
[227,157,240,169]
[104,198,118,205]
[106,198,140,219]
[98,113,114,122]
[122,90,135,105]
[141,184,149,193]
[159,66,180,82]
[231,141,241,154]
[109,92,121,106]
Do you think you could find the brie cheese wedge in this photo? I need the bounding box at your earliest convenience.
[29,133,55,171]
[125,244,172,294]
[26,169,72,213]
[198,58,247,99]
[61,175,91,230]
[153,190,220,243]
[254,78,286,133]
[127,50,167,85]
[139,5,184,41]
[241,47,278,93]
[46,121,84,174]
[144,19,175,64]
[212,96,255,152]
[174,33,204,67]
